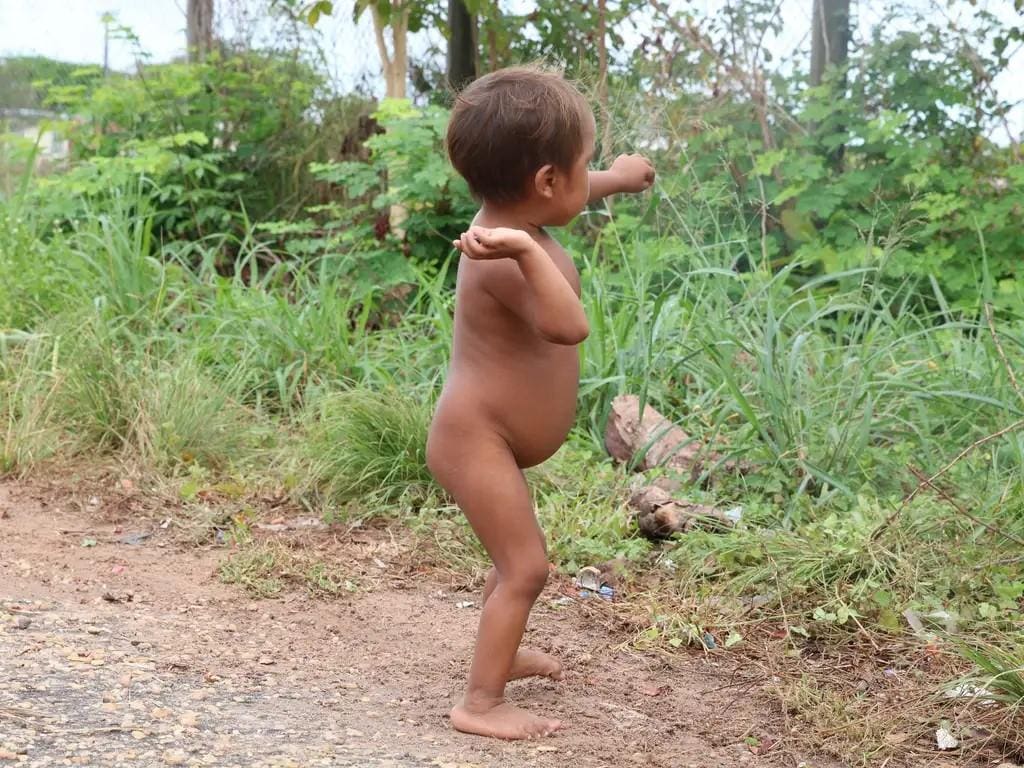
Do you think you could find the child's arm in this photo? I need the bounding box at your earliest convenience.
[454,226,589,345]
[588,154,655,204]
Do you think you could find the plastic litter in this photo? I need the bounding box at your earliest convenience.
[935,727,959,750]
[724,505,744,524]
[944,683,994,703]
[119,532,151,546]
[576,566,602,592]
[702,631,717,650]
[598,585,615,600]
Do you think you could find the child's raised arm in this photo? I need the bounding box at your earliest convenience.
[453,226,589,346]
[587,154,656,204]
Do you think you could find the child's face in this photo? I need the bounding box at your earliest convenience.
[549,117,596,226]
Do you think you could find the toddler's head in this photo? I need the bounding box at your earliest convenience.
[446,65,595,225]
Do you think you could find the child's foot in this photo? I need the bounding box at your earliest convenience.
[508,649,563,681]
[451,699,562,740]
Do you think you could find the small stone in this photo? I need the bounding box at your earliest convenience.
[150,708,172,720]
[131,730,146,740]
[178,711,199,728]
[162,749,187,765]
[345,728,364,738]
[13,616,31,630]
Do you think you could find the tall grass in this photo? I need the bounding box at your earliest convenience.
[2,176,1022,636]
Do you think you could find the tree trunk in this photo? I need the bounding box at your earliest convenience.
[447,0,477,89]
[810,0,851,86]
[369,3,411,235]
[810,0,851,166]
[186,0,215,63]
[371,3,409,99]
[597,0,613,166]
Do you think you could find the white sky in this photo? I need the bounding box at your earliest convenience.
[0,0,1020,139]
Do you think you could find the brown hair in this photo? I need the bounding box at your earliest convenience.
[446,65,592,203]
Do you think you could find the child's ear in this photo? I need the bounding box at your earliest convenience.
[534,164,556,199]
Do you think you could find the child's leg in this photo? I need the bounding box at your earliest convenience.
[428,429,562,739]
[481,567,563,682]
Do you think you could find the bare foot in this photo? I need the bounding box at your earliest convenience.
[451,699,562,740]
[508,649,563,681]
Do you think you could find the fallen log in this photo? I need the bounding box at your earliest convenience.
[605,394,750,482]
[629,485,735,539]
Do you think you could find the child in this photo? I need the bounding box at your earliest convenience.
[425,65,655,740]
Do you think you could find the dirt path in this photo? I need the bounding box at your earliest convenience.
[0,478,837,768]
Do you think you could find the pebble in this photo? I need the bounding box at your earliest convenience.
[162,748,187,765]
[13,616,31,630]
[178,711,199,728]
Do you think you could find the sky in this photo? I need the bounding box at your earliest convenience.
[0,0,1020,139]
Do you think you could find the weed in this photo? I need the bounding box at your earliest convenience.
[296,387,434,509]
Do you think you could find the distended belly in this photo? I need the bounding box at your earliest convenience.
[434,361,579,468]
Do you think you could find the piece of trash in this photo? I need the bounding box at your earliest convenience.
[944,683,994,703]
[724,505,744,523]
[598,585,615,600]
[551,596,574,607]
[660,557,677,572]
[883,668,898,678]
[935,727,959,750]
[702,631,717,650]
[81,538,98,548]
[159,518,171,529]
[578,590,592,599]
[925,610,958,633]
[455,600,474,609]
[903,609,925,634]
[119,532,151,546]
[87,496,101,507]
[724,631,744,648]
[576,566,602,592]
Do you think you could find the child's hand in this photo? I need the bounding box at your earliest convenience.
[609,153,656,193]
[453,226,538,261]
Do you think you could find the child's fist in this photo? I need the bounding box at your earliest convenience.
[452,226,537,261]
[609,153,655,193]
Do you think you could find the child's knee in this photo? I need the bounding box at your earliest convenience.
[504,556,549,598]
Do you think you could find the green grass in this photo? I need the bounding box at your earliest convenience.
[295,387,435,508]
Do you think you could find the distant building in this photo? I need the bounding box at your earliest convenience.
[1,107,72,168]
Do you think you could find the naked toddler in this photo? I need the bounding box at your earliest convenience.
[425,65,655,740]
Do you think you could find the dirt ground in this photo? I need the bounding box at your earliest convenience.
[0,475,845,768]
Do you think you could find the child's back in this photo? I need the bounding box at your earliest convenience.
[425,65,654,741]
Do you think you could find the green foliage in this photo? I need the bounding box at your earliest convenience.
[27,50,367,239]
[652,4,1024,315]
[297,387,435,507]
[959,641,1024,706]
[275,98,474,290]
